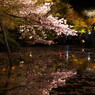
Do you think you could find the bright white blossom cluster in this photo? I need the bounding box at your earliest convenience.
[31,3,51,15]
[18,2,51,16]
[41,15,77,36]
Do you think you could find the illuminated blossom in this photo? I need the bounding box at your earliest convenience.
[40,15,77,36]
[17,1,77,45]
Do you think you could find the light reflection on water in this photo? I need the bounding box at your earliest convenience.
[56,46,95,71]
[65,46,69,63]
[29,52,32,57]
[67,47,92,61]
[87,52,91,61]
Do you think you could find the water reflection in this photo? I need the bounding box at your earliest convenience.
[59,51,63,59]
[43,70,77,95]
[82,48,85,52]
[65,46,69,63]
[29,52,32,57]
[0,46,95,95]
[87,52,91,61]
[58,46,95,71]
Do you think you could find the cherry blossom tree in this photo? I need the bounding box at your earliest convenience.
[17,1,77,45]
[0,0,77,45]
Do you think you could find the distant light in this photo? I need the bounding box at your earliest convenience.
[12,66,15,70]
[88,32,91,34]
[2,68,6,72]
[88,55,91,61]
[20,29,24,32]
[82,40,85,43]
[75,31,78,33]
[29,53,32,57]
[66,46,69,62]
[20,61,24,64]
[66,52,69,59]
[82,48,84,52]
[29,36,33,39]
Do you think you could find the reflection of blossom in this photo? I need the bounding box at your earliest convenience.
[42,70,77,95]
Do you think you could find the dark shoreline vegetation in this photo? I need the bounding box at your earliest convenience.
[1,32,95,52]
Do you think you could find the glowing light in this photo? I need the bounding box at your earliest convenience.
[66,46,69,63]
[29,52,32,57]
[20,29,24,32]
[87,53,91,61]
[12,66,15,70]
[20,61,24,64]
[82,40,85,43]
[82,48,84,52]
[29,36,33,39]
[2,68,6,72]
[66,51,69,60]
[88,32,91,34]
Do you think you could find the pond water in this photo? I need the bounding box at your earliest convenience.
[0,45,95,95]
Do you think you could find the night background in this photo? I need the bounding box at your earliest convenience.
[70,0,95,17]
[70,0,95,9]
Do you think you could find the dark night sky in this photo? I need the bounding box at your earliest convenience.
[70,0,95,10]
[60,0,95,17]
[68,0,95,17]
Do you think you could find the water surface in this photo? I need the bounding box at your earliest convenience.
[0,45,95,95]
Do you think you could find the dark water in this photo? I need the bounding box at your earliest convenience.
[49,45,95,95]
[0,45,95,95]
